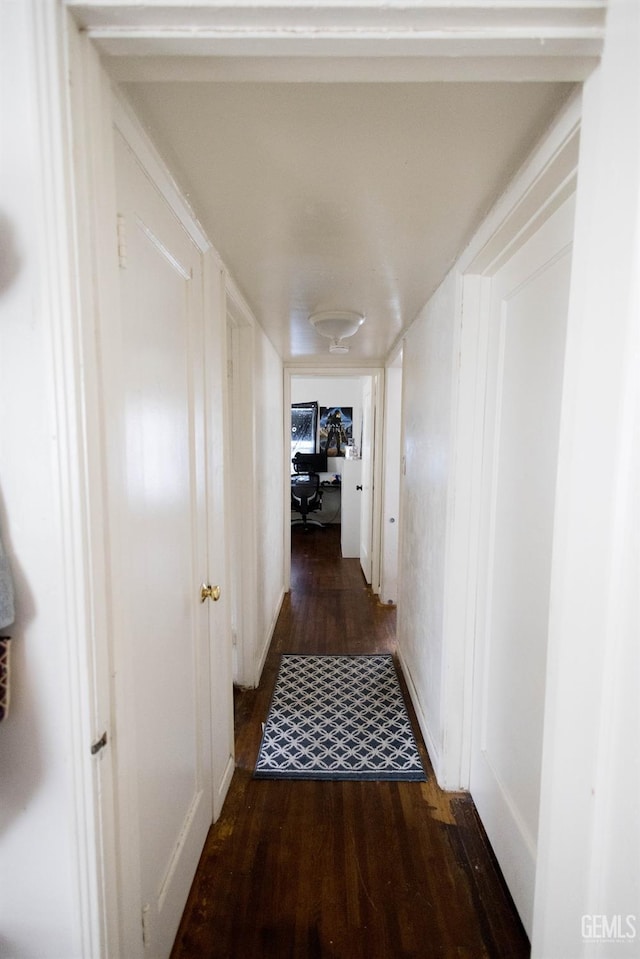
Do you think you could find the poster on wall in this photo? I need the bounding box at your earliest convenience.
[319,407,353,457]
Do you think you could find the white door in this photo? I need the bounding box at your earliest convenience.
[380,364,403,604]
[359,376,375,583]
[470,196,575,937]
[341,458,362,558]
[109,132,214,959]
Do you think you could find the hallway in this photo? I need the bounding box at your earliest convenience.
[170,527,529,959]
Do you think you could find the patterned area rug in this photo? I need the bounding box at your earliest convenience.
[254,654,426,781]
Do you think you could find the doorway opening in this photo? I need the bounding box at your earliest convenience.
[285,370,383,595]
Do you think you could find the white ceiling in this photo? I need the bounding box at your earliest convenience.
[121,79,574,363]
[71,2,603,365]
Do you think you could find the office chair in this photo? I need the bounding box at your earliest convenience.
[291,455,324,530]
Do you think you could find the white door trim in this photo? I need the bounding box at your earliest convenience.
[202,251,236,819]
[469,198,575,936]
[225,279,260,688]
[284,367,384,595]
[59,14,238,955]
[439,91,581,792]
[64,1,604,83]
[34,8,117,957]
[111,92,211,253]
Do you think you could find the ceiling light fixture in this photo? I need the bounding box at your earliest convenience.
[309,310,365,354]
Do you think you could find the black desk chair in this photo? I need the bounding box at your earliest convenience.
[291,458,324,530]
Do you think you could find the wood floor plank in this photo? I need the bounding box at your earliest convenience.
[171,526,529,959]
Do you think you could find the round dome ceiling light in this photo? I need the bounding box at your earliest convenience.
[309,310,365,354]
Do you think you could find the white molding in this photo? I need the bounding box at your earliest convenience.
[427,86,581,795]
[397,646,441,782]
[462,89,582,274]
[283,371,292,592]
[64,15,128,958]
[256,586,285,685]
[64,1,609,31]
[111,91,211,253]
[31,4,107,957]
[225,272,257,330]
[203,251,236,824]
[213,753,235,822]
[102,54,598,85]
[224,275,261,688]
[370,369,385,596]
[65,2,605,81]
[285,365,383,377]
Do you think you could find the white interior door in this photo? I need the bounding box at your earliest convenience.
[470,195,575,937]
[380,364,403,604]
[359,376,374,583]
[110,131,214,959]
[341,458,362,558]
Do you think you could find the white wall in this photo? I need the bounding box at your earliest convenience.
[253,333,285,675]
[532,0,640,953]
[0,11,285,957]
[0,5,86,956]
[397,3,640,952]
[291,375,363,477]
[396,275,457,774]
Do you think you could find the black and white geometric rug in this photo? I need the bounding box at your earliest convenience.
[254,654,426,781]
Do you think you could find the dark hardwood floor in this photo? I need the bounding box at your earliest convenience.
[171,525,529,959]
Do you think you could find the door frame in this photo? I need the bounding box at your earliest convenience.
[61,19,236,957]
[111,91,219,959]
[468,196,576,937]
[380,347,404,605]
[284,368,384,595]
[224,280,260,688]
[438,94,581,794]
[204,254,237,818]
[110,122,217,958]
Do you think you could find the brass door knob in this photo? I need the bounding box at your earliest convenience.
[200,583,221,603]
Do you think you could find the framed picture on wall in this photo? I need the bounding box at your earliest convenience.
[319,407,353,457]
[291,401,318,458]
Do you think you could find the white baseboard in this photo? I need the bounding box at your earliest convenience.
[213,752,235,823]
[397,646,442,784]
[255,586,285,686]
